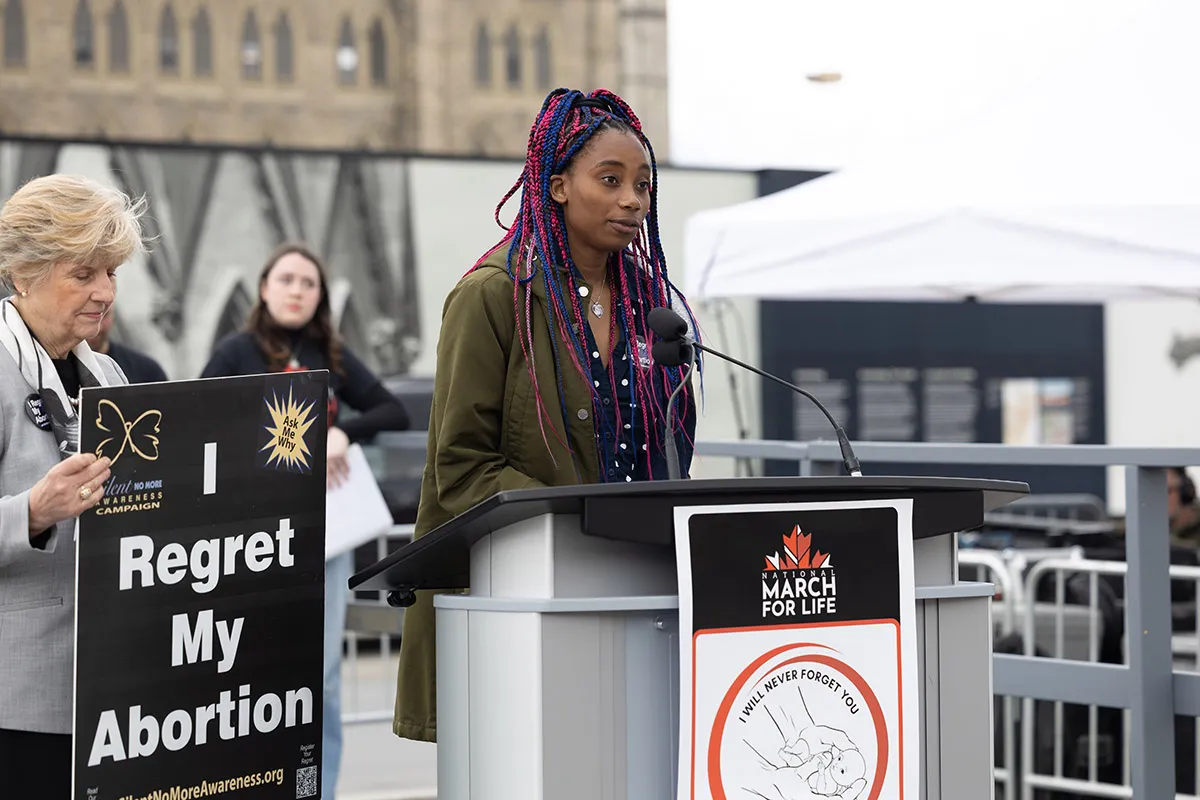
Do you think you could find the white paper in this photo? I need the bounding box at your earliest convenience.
[325,443,395,560]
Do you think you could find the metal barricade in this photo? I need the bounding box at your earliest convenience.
[960,549,1020,634]
[961,546,1087,800]
[1007,558,1200,800]
[960,548,1023,799]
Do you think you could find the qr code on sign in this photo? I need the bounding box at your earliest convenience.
[295,765,318,798]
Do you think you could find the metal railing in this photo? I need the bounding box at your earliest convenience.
[965,554,1200,800]
[1003,494,1110,523]
[343,438,1200,799]
[694,439,1200,800]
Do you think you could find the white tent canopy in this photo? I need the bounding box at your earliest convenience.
[683,0,1200,303]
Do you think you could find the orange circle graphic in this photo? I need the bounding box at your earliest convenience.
[705,643,890,800]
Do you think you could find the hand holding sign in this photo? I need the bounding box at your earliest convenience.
[327,426,350,489]
[27,452,110,534]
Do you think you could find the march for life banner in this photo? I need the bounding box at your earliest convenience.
[675,500,920,800]
[74,372,328,800]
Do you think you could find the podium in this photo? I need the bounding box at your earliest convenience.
[352,476,1028,800]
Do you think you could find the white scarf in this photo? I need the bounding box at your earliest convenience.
[0,297,112,455]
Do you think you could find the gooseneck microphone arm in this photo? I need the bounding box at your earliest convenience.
[662,344,697,481]
[690,341,862,477]
[645,305,862,478]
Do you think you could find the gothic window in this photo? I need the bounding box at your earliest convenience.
[108,0,128,73]
[504,24,520,89]
[241,10,262,80]
[336,17,357,85]
[2,0,24,67]
[533,26,550,90]
[474,22,490,87]
[192,6,212,77]
[73,0,94,68]
[159,3,179,74]
[274,12,292,81]
[368,18,386,87]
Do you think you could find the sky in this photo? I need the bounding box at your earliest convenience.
[666,0,1141,171]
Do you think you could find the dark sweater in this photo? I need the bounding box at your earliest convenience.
[200,331,410,442]
[105,341,168,384]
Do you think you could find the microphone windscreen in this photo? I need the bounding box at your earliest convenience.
[647,307,688,341]
[651,339,692,368]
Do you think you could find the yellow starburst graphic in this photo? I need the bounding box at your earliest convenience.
[260,386,318,472]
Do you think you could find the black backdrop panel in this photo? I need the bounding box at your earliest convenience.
[759,300,1107,498]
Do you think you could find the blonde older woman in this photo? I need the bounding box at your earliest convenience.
[0,173,145,797]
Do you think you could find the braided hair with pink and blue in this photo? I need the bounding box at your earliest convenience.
[469,87,701,482]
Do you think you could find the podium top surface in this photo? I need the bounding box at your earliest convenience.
[351,475,1027,593]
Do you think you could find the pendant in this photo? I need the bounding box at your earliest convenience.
[591,301,603,318]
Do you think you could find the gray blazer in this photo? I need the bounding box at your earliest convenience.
[0,346,126,734]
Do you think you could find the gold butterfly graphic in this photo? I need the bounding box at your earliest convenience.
[95,399,162,466]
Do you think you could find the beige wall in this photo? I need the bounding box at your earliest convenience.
[617,0,669,154]
[0,0,667,158]
[410,0,634,156]
[0,0,412,149]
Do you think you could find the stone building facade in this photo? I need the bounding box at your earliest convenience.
[0,0,668,157]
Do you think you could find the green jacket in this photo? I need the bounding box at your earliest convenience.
[393,246,694,742]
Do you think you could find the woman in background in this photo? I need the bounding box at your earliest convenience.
[202,242,410,798]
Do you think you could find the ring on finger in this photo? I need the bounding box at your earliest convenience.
[79,485,93,501]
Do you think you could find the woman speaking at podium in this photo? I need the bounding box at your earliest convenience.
[0,174,146,797]
[394,88,699,743]
[201,243,410,799]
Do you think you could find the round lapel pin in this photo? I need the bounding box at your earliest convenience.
[25,392,52,431]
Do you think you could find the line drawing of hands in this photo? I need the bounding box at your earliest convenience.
[738,687,870,800]
[740,751,867,800]
[779,724,858,768]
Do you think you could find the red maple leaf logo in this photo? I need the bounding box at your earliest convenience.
[763,525,830,571]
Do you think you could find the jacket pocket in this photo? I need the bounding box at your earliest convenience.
[0,597,64,613]
[503,367,534,460]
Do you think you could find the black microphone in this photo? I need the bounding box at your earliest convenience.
[650,307,863,477]
[651,338,692,368]
[648,307,689,341]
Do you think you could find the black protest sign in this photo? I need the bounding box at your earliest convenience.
[74,372,327,800]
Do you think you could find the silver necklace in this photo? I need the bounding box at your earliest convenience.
[577,278,607,318]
